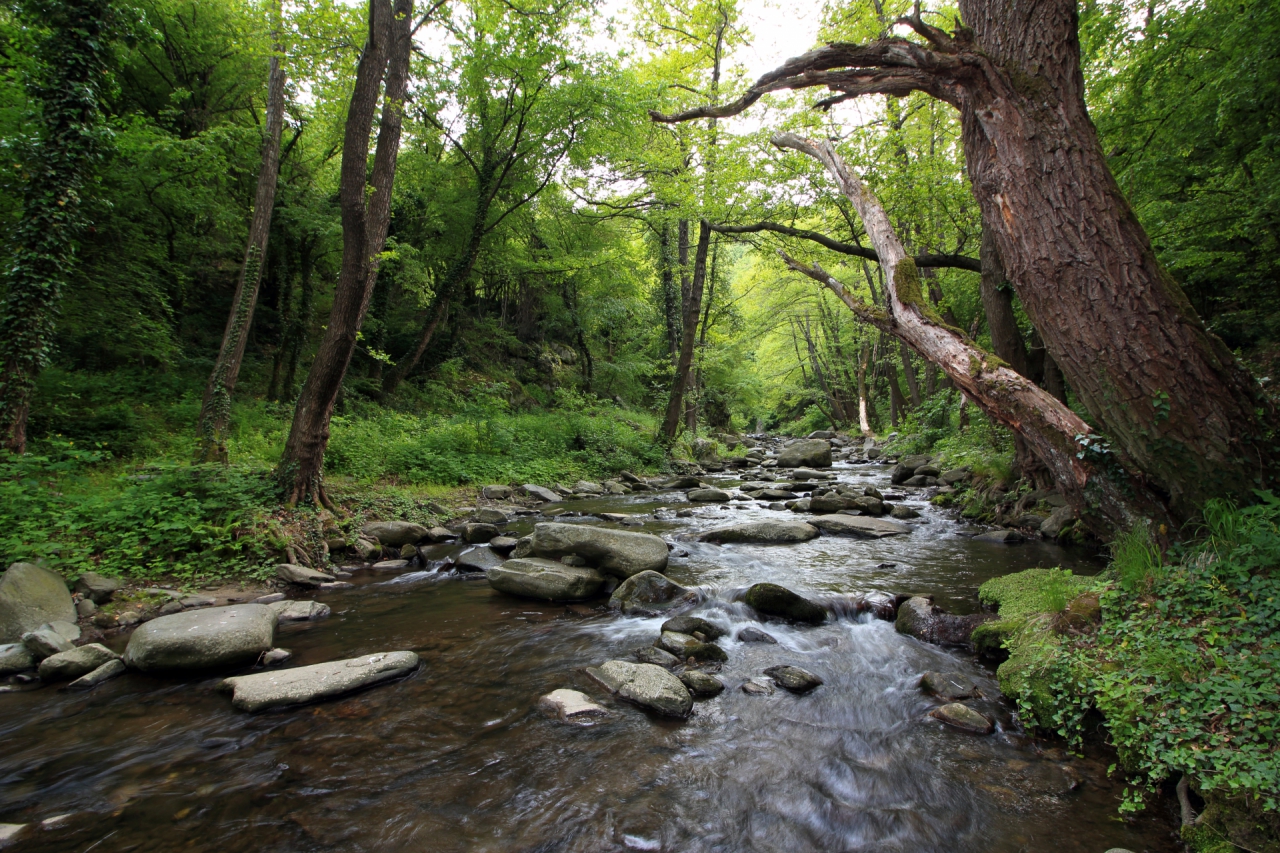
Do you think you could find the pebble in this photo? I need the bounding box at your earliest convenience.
[737,627,778,644]
[740,679,775,696]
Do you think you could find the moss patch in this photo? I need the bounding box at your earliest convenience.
[978,568,1093,619]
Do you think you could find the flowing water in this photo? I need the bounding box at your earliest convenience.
[0,463,1179,852]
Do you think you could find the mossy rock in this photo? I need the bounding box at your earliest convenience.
[994,621,1067,729]
[971,618,1021,658]
[978,568,1092,619]
[1186,791,1280,853]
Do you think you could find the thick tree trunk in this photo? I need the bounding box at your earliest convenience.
[197,26,287,462]
[652,0,1277,524]
[661,220,711,440]
[277,0,412,506]
[773,133,1170,535]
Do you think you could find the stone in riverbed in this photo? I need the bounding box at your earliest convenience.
[487,558,605,602]
[262,648,292,666]
[424,526,458,543]
[920,671,978,700]
[585,660,693,718]
[741,678,775,696]
[37,643,120,681]
[635,645,680,668]
[454,547,503,573]
[472,508,509,525]
[123,604,277,673]
[809,514,911,538]
[686,488,731,502]
[482,485,512,500]
[463,522,500,543]
[74,572,122,604]
[371,559,410,572]
[608,571,699,617]
[489,536,519,555]
[895,597,993,647]
[539,688,607,721]
[655,631,728,663]
[0,643,36,675]
[699,520,820,545]
[66,658,126,691]
[22,623,78,659]
[974,529,1025,544]
[661,615,727,641]
[276,563,335,586]
[890,505,920,520]
[737,626,778,644]
[360,521,429,548]
[929,702,994,734]
[218,651,420,712]
[764,664,823,693]
[776,440,832,469]
[0,563,76,643]
[529,522,669,578]
[744,583,826,625]
[268,600,331,623]
[521,484,561,503]
[679,670,725,698]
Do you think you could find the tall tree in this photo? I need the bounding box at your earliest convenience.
[654,1,1277,525]
[197,4,287,462]
[0,0,116,452]
[276,0,413,507]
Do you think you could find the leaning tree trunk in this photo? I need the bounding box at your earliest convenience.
[661,220,711,440]
[276,0,412,507]
[651,0,1276,526]
[197,21,287,463]
[773,133,1169,535]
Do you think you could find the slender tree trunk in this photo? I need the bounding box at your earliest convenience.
[899,341,921,406]
[888,369,903,427]
[979,228,1031,377]
[662,220,711,440]
[658,222,680,362]
[774,133,1172,535]
[277,0,412,507]
[382,294,450,396]
[857,341,873,435]
[197,22,287,462]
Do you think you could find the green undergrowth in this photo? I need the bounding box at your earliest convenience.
[981,498,1280,851]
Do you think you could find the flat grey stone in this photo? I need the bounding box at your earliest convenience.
[487,558,605,601]
[360,521,428,548]
[0,563,76,643]
[255,593,286,604]
[22,624,72,659]
[74,572,123,604]
[699,520,820,544]
[686,488,731,502]
[585,660,692,718]
[529,523,669,578]
[123,604,276,672]
[181,596,215,609]
[635,645,680,667]
[276,564,335,586]
[930,702,994,734]
[66,658,127,691]
[37,643,120,681]
[741,678,775,696]
[678,670,725,697]
[809,514,911,538]
[219,651,420,712]
[268,600,331,623]
[764,664,824,693]
[371,559,411,572]
[920,671,978,700]
[539,688,607,721]
[521,484,560,503]
[454,547,503,573]
[262,648,292,666]
[737,627,777,644]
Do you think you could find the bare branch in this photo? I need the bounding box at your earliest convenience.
[710,220,979,271]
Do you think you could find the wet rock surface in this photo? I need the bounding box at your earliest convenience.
[219,651,420,712]
[698,520,819,544]
[763,664,824,694]
[608,571,698,616]
[0,563,76,643]
[529,523,669,578]
[486,558,606,602]
[122,604,277,672]
[743,583,826,624]
[585,660,693,718]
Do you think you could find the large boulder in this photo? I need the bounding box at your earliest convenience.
[895,597,993,648]
[686,487,731,502]
[775,440,832,469]
[655,631,727,662]
[219,651,420,712]
[486,558,605,602]
[521,484,561,503]
[608,571,699,616]
[360,521,429,548]
[585,660,693,718]
[698,520,820,545]
[37,643,120,681]
[929,702,994,734]
[1039,505,1076,539]
[0,563,75,643]
[0,643,35,676]
[529,523,669,578]
[743,583,826,625]
[276,564,334,587]
[122,604,277,673]
[267,600,331,623]
[808,493,856,513]
[809,515,911,538]
[661,614,727,640]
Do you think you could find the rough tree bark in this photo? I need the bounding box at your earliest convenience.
[276,0,413,507]
[651,1,1276,525]
[979,227,1030,378]
[661,220,711,440]
[197,20,287,462]
[771,133,1169,535]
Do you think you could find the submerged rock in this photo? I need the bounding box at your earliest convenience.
[539,688,607,721]
[809,515,911,538]
[585,660,693,718]
[895,597,993,648]
[661,615,727,641]
[741,678,775,696]
[698,520,820,544]
[743,583,826,625]
[929,702,994,734]
[487,558,606,602]
[219,651,420,712]
[678,670,725,698]
[0,563,76,643]
[608,571,699,616]
[920,671,978,700]
[529,523,669,578]
[123,604,277,673]
[37,643,120,681]
[763,665,824,694]
[974,529,1025,544]
[737,626,778,644]
[776,440,832,469]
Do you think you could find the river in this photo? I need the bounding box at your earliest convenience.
[0,461,1179,852]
